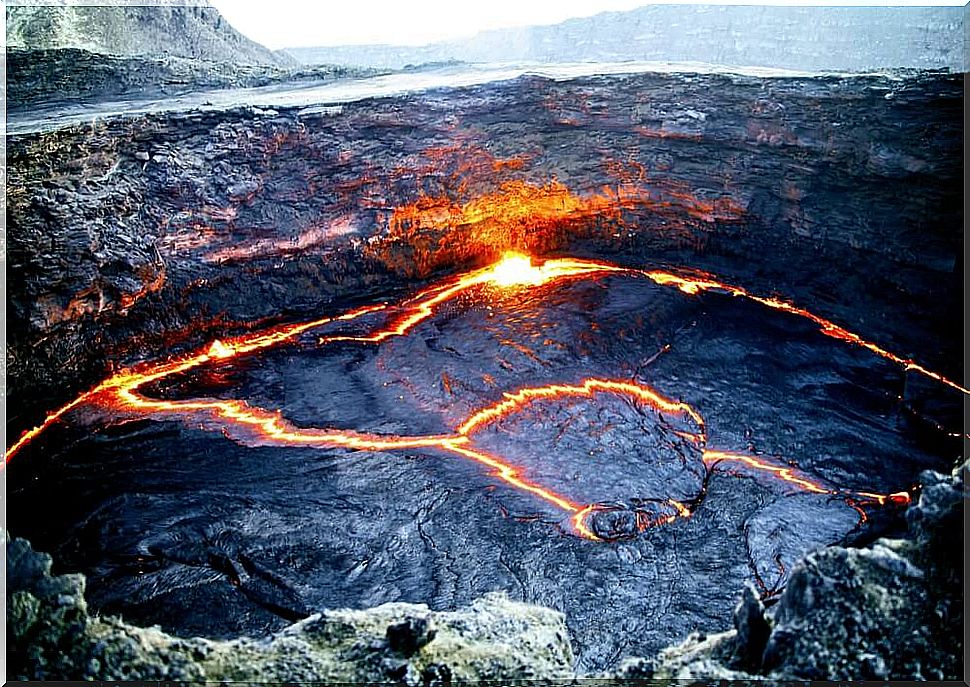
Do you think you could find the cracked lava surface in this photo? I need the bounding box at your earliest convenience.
[5,252,963,669]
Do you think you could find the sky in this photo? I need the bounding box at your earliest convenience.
[209,0,966,50]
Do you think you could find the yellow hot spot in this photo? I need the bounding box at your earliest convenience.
[485,252,545,287]
[208,339,234,359]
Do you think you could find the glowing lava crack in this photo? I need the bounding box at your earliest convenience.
[6,252,952,542]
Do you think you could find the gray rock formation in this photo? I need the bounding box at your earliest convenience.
[285,5,965,72]
[614,460,966,681]
[6,1,294,66]
[7,532,574,682]
[6,48,378,110]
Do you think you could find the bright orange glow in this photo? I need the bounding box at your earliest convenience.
[369,177,735,278]
[702,449,833,495]
[854,490,912,507]
[670,499,692,517]
[572,506,601,541]
[487,252,546,287]
[112,385,456,452]
[571,497,694,542]
[383,180,641,263]
[457,378,704,437]
[4,302,388,463]
[4,391,101,463]
[321,256,622,347]
[440,439,583,514]
[5,253,928,544]
[207,339,234,359]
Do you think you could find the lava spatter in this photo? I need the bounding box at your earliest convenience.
[4,252,938,544]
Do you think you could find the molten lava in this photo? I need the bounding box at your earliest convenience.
[6,252,944,547]
[369,175,741,278]
[456,378,704,437]
[207,339,234,359]
[487,252,547,287]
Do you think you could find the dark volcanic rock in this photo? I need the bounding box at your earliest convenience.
[5,532,574,682]
[728,584,770,672]
[5,66,963,676]
[6,70,962,439]
[387,616,436,656]
[758,463,964,680]
[615,460,965,681]
[8,460,962,680]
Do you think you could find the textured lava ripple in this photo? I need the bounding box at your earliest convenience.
[6,253,950,542]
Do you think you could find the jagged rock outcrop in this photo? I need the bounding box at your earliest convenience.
[613,461,965,682]
[6,1,293,66]
[7,532,575,682]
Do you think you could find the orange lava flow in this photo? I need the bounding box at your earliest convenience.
[323,254,625,347]
[113,387,457,452]
[440,439,583,514]
[643,269,968,395]
[451,377,710,539]
[457,378,705,437]
[702,449,833,495]
[4,302,387,462]
[853,490,912,507]
[4,253,926,542]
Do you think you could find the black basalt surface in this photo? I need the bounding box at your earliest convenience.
[5,68,964,674]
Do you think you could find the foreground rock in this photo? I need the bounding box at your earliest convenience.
[9,460,962,680]
[615,461,965,682]
[7,533,574,682]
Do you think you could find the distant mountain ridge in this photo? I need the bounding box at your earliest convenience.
[6,0,294,66]
[284,5,965,72]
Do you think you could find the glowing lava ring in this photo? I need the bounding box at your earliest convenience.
[453,378,708,541]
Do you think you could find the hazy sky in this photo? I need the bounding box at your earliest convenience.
[210,0,964,49]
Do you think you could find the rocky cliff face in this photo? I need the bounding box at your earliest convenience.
[285,6,965,72]
[7,532,574,682]
[615,461,965,682]
[6,1,293,66]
